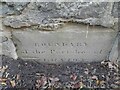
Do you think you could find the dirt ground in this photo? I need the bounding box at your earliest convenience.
[0,55,120,90]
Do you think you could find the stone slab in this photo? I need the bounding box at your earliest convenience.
[109,34,119,61]
[12,24,117,63]
[3,2,117,29]
[0,31,18,59]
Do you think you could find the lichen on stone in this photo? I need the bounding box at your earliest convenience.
[0,2,29,17]
[2,2,118,30]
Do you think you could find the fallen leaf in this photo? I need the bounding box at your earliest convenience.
[115,81,120,85]
[5,72,9,78]
[79,82,84,89]
[0,65,8,73]
[16,74,20,80]
[0,78,7,82]
[10,80,16,87]
[84,68,89,75]
[1,82,7,86]
[96,80,100,85]
[91,75,98,80]
[36,75,47,88]
[100,80,105,85]
[49,77,59,82]
[70,74,77,81]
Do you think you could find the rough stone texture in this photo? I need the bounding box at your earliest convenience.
[112,2,120,18]
[117,33,119,61]
[109,33,119,61]
[0,31,18,59]
[3,2,118,28]
[0,2,29,17]
[0,1,119,89]
[12,24,117,63]
[1,1,119,62]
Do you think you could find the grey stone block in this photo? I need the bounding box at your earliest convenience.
[0,31,18,59]
[3,2,117,28]
[12,24,117,63]
[109,34,119,61]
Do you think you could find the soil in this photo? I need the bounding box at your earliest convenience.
[0,55,120,90]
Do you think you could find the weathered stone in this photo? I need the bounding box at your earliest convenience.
[112,2,120,18]
[3,10,63,29]
[117,32,120,61]
[3,2,117,29]
[1,2,119,63]
[109,34,119,61]
[0,31,18,59]
[118,33,120,61]
[12,24,117,63]
[0,2,29,17]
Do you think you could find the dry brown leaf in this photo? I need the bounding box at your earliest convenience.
[1,82,7,85]
[0,78,7,82]
[96,80,100,85]
[10,80,16,87]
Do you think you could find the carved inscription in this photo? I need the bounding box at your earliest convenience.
[21,42,89,55]
[12,24,117,63]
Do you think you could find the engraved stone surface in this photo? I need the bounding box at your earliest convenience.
[12,24,117,63]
